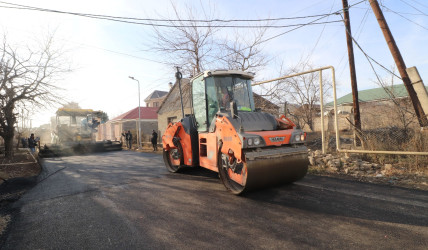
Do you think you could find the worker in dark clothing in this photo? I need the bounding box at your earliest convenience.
[126,130,133,149]
[28,133,37,154]
[151,130,158,151]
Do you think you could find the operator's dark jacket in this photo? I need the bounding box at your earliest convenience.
[151,131,158,144]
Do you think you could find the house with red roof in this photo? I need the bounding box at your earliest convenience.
[97,106,159,144]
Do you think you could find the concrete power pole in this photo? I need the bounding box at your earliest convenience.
[342,0,362,145]
[369,0,428,127]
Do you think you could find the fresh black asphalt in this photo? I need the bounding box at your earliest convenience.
[2,150,428,249]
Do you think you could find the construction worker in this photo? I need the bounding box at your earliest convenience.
[28,133,37,154]
[151,130,158,151]
[126,130,133,149]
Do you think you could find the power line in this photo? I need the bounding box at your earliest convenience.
[0,0,365,71]
[257,0,366,45]
[399,0,428,16]
[68,41,169,65]
[0,1,343,28]
[205,0,366,66]
[406,0,428,10]
[205,15,334,66]
[339,13,402,79]
[308,0,337,60]
[0,4,343,28]
[338,6,370,80]
[353,6,428,16]
[380,4,428,31]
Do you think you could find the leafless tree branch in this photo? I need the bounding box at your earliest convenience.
[0,32,69,158]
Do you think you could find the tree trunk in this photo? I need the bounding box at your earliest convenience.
[4,134,14,159]
[3,103,16,159]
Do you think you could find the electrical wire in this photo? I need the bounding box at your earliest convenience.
[252,0,368,46]
[338,6,370,79]
[0,1,343,28]
[205,15,334,66]
[407,0,428,9]
[399,0,428,15]
[0,0,366,73]
[70,42,169,65]
[205,0,366,67]
[353,5,428,16]
[0,4,342,28]
[380,4,428,31]
[308,0,337,60]
[339,13,402,80]
[0,1,338,22]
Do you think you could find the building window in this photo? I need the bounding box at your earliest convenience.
[154,102,159,107]
[167,116,177,124]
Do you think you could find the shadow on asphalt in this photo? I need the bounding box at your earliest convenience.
[171,166,219,179]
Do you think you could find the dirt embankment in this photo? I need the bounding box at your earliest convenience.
[0,152,41,238]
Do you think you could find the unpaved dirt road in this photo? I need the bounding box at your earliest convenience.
[2,151,428,249]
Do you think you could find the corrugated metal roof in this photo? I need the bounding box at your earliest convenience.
[327,84,428,106]
[111,107,159,120]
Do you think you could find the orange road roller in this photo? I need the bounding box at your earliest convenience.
[162,69,309,194]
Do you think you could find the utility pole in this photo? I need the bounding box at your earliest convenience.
[342,0,362,145]
[175,67,185,119]
[369,0,428,127]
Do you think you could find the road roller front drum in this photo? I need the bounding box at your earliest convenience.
[218,146,309,195]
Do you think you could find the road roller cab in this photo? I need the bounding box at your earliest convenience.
[162,69,309,194]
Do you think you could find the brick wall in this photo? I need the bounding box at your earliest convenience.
[312,114,352,132]
[157,108,192,138]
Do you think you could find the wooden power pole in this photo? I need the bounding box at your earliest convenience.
[369,0,428,127]
[342,0,362,145]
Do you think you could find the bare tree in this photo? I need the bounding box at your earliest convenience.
[259,60,332,131]
[375,67,416,134]
[148,1,272,76]
[218,26,270,72]
[0,33,68,158]
[148,1,218,75]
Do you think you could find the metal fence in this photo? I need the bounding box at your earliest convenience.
[255,66,428,157]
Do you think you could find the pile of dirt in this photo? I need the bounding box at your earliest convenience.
[308,149,428,191]
[0,152,41,238]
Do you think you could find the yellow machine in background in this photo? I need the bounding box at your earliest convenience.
[40,108,122,157]
[51,108,102,144]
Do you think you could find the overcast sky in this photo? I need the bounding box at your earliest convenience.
[1,0,428,127]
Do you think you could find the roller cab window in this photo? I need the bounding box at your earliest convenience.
[207,76,255,113]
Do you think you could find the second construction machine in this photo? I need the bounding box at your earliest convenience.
[162,70,309,194]
[39,108,122,157]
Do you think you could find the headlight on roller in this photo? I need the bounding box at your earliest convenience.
[290,131,305,144]
[247,138,253,146]
[254,137,261,145]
